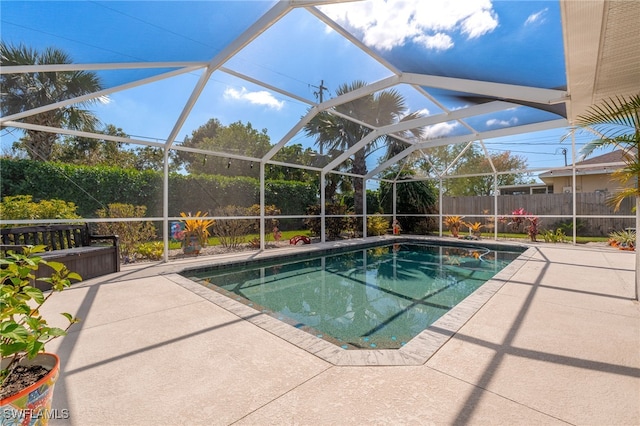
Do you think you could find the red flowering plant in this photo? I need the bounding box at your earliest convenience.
[525,216,540,242]
[507,208,539,242]
[507,208,527,232]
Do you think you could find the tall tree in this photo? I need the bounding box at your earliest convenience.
[173,118,222,171]
[176,119,271,177]
[575,93,640,301]
[428,144,530,196]
[52,124,173,172]
[268,144,319,182]
[378,167,438,233]
[0,43,103,161]
[54,124,131,166]
[304,81,422,215]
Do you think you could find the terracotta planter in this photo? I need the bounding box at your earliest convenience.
[1,353,60,425]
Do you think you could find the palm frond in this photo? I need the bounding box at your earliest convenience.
[575,94,639,210]
[576,94,640,135]
[608,187,639,212]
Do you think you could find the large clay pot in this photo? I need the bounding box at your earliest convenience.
[1,353,61,425]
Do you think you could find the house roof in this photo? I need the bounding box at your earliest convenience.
[538,149,629,180]
[576,150,630,166]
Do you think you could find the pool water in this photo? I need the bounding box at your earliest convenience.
[184,243,522,350]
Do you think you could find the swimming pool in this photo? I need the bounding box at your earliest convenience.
[182,241,525,351]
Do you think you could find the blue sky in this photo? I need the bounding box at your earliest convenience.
[1,0,602,178]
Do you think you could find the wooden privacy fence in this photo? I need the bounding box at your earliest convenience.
[438,193,634,236]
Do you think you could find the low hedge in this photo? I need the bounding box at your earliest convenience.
[0,159,319,218]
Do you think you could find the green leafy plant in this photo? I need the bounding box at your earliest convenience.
[367,215,390,236]
[1,245,80,388]
[0,195,81,226]
[135,241,164,260]
[541,228,567,243]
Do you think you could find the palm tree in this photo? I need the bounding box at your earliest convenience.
[379,167,438,233]
[304,80,423,216]
[0,43,103,161]
[575,93,640,300]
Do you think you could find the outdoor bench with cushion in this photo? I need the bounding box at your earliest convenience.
[1,224,120,288]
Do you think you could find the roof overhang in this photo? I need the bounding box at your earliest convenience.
[562,1,640,123]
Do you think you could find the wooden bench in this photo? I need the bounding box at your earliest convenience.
[1,224,120,288]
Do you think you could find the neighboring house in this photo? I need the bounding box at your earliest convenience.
[538,149,632,194]
[498,184,553,195]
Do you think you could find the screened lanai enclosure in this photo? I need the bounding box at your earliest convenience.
[1,1,639,262]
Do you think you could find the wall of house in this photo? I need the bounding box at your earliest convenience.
[549,174,620,194]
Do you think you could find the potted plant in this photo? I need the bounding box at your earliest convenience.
[608,229,636,251]
[1,245,80,424]
[465,221,484,238]
[443,216,465,238]
[179,211,215,255]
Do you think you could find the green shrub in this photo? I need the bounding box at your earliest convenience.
[135,241,164,260]
[0,159,161,217]
[541,228,567,243]
[367,215,389,236]
[0,195,81,224]
[264,180,318,216]
[246,204,281,239]
[211,205,253,249]
[95,203,157,261]
[0,159,319,220]
[304,204,355,241]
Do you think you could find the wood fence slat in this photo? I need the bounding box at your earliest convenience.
[438,193,634,236]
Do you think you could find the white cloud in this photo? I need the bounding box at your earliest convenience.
[460,9,499,39]
[413,33,454,51]
[320,0,498,51]
[486,117,518,127]
[525,8,548,26]
[223,87,284,110]
[422,121,459,138]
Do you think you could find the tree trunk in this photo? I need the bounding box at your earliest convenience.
[352,150,366,216]
[25,112,59,161]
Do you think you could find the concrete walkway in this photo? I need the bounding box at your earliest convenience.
[43,239,639,425]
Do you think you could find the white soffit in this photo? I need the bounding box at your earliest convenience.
[563,0,640,123]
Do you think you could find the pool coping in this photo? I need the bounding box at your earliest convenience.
[165,236,535,366]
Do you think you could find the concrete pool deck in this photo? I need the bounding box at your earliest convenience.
[42,237,639,425]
